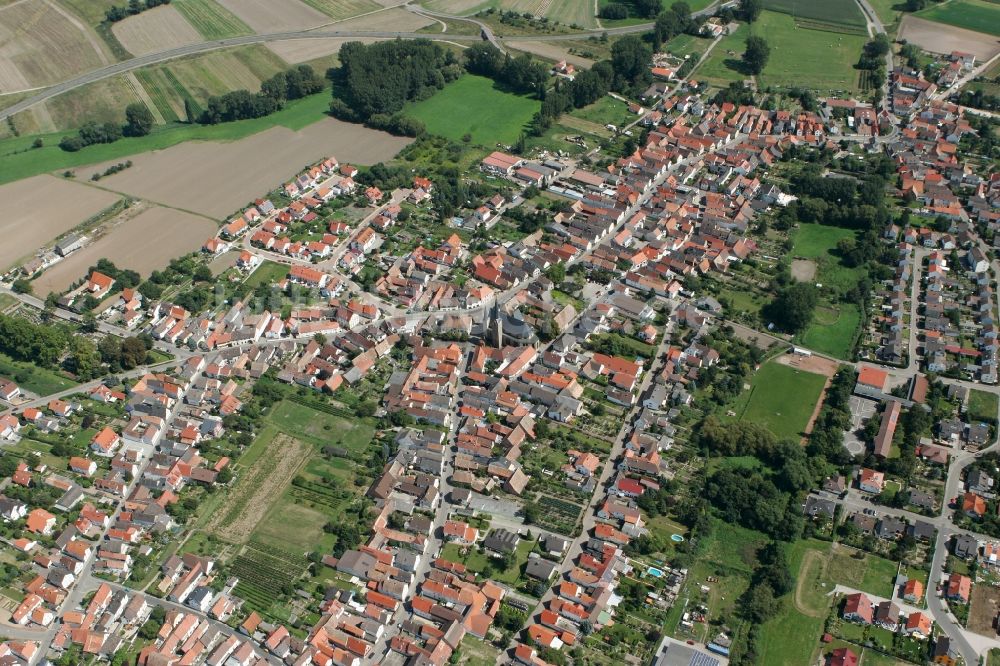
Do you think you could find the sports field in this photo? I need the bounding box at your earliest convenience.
[405,74,540,145]
[730,359,827,440]
[916,0,1000,37]
[799,304,860,360]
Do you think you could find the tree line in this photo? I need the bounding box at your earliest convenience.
[199,65,323,124]
[464,44,550,97]
[104,0,170,23]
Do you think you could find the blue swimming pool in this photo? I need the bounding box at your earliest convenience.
[647,567,664,578]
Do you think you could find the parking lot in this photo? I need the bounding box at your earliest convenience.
[844,395,877,456]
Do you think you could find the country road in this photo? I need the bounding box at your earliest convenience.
[0,23,652,122]
[0,0,735,123]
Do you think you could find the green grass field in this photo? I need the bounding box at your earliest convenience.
[172,0,252,39]
[697,11,866,92]
[758,539,900,664]
[440,538,536,585]
[267,400,375,453]
[730,360,827,439]
[968,389,999,423]
[57,0,121,26]
[793,223,865,292]
[755,11,868,91]
[0,91,331,186]
[569,95,636,129]
[0,353,78,395]
[405,75,540,146]
[241,260,289,293]
[799,303,860,359]
[916,0,1000,36]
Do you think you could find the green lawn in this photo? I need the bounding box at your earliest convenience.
[252,493,328,552]
[0,353,78,396]
[792,223,856,259]
[440,538,536,585]
[404,75,540,145]
[568,95,635,129]
[241,260,289,293]
[267,400,375,454]
[968,389,999,424]
[799,302,860,359]
[729,360,827,439]
[0,92,333,186]
[916,0,1000,36]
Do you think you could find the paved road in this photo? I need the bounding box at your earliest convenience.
[853,0,892,113]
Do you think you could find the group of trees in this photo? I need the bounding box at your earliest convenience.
[199,65,323,124]
[464,44,550,96]
[763,282,818,334]
[59,101,155,151]
[652,1,699,48]
[328,40,461,131]
[0,314,70,368]
[601,0,670,19]
[733,543,793,664]
[104,0,170,23]
[957,88,1000,113]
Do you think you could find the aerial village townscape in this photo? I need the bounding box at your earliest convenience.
[1,0,1000,665]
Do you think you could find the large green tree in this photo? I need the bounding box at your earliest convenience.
[124,103,154,137]
[764,282,818,334]
[742,35,771,75]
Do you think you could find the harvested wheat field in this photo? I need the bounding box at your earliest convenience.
[898,15,1000,60]
[506,41,595,67]
[0,0,105,93]
[32,206,216,294]
[216,0,328,32]
[205,434,309,543]
[0,175,121,270]
[320,6,434,30]
[112,5,202,56]
[267,37,383,64]
[77,117,412,218]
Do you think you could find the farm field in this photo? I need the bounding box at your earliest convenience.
[898,14,1000,60]
[915,0,1000,37]
[31,206,216,295]
[762,0,866,29]
[204,433,311,543]
[405,74,540,145]
[297,0,381,21]
[57,0,120,26]
[0,175,121,271]
[66,114,411,219]
[172,0,252,39]
[215,0,329,32]
[422,0,599,26]
[504,40,594,68]
[0,0,106,93]
[112,5,203,56]
[729,359,827,439]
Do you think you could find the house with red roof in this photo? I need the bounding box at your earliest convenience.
[842,592,873,624]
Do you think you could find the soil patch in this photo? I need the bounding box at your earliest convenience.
[32,206,216,294]
[969,583,1000,637]
[791,258,817,282]
[112,5,202,56]
[216,0,328,32]
[205,434,310,543]
[898,14,1000,60]
[74,117,412,219]
[0,175,121,271]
